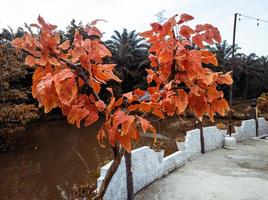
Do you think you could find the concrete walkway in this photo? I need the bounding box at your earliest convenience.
[135,139,268,200]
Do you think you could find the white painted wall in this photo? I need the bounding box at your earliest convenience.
[258,117,268,136]
[97,117,268,200]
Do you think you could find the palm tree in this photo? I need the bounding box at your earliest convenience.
[208,40,240,72]
[257,55,268,67]
[234,53,264,97]
[207,41,268,99]
[206,40,241,98]
[0,27,25,44]
[105,29,150,92]
[60,19,89,43]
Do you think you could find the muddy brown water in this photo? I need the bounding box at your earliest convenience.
[0,120,114,200]
[0,119,179,200]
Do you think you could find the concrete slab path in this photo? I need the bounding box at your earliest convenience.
[135,139,268,200]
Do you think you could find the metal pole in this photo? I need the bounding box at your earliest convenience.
[228,13,238,136]
[125,151,134,200]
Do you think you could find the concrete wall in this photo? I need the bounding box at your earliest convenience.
[233,117,268,142]
[258,117,268,136]
[97,117,268,200]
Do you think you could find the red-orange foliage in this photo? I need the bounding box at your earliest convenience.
[12,14,232,153]
[138,13,232,121]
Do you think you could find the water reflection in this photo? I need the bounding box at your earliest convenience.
[0,120,112,200]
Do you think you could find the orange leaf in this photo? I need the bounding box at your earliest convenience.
[123,92,133,101]
[146,69,157,84]
[91,40,112,59]
[95,100,106,112]
[86,27,102,37]
[192,34,205,48]
[212,28,221,43]
[84,107,99,126]
[58,40,70,50]
[147,87,158,94]
[47,56,61,66]
[90,19,107,26]
[217,72,233,85]
[134,88,146,97]
[67,106,89,128]
[213,98,229,116]
[53,69,77,106]
[150,22,162,32]
[118,134,132,153]
[188,94,209,120]
[93,64,121,83]
[96,128,106,148]
[201,51,218,66]
[37,15,46,27]
[32,72,59,113]
[180,25,195,38]
[127,104,140,112]
[140,30,154,38]
[178,13,194,24]
[106,87,114,95]
[207,86,223,102]
[90,79,101,94]
[121,116,135,136]
[12,38,24,48]
[128,123,139,140]
[25,55,37,67]
[137,116,156,135]
[152,108,165,119]
[35,56,47,66]
[114,97,124,107]
[175,89,188,114]
[139,102,152,112]
[107,97,115,112]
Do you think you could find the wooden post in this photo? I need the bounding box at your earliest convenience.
[255,106,259,137]
[125,151,134,200]
[251,99,259,137]
[198,120,205,154]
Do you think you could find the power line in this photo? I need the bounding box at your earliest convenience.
[238,13,268,24]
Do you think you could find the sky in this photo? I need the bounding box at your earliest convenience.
[1,0,268,55]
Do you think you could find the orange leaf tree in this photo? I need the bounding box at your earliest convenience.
[12,13,232,199]
[139,13,233,122]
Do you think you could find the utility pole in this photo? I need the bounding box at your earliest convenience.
[155,10,167,24]
[228,13,238,136]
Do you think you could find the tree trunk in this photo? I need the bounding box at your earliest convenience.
[94,146,125,200]
[125,151,134,200]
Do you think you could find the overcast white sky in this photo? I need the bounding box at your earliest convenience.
[1,0,268,55]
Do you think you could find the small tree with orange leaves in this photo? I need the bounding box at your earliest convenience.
[12,13,232,199]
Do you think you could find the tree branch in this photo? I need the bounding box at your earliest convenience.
[56,57,102,101]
